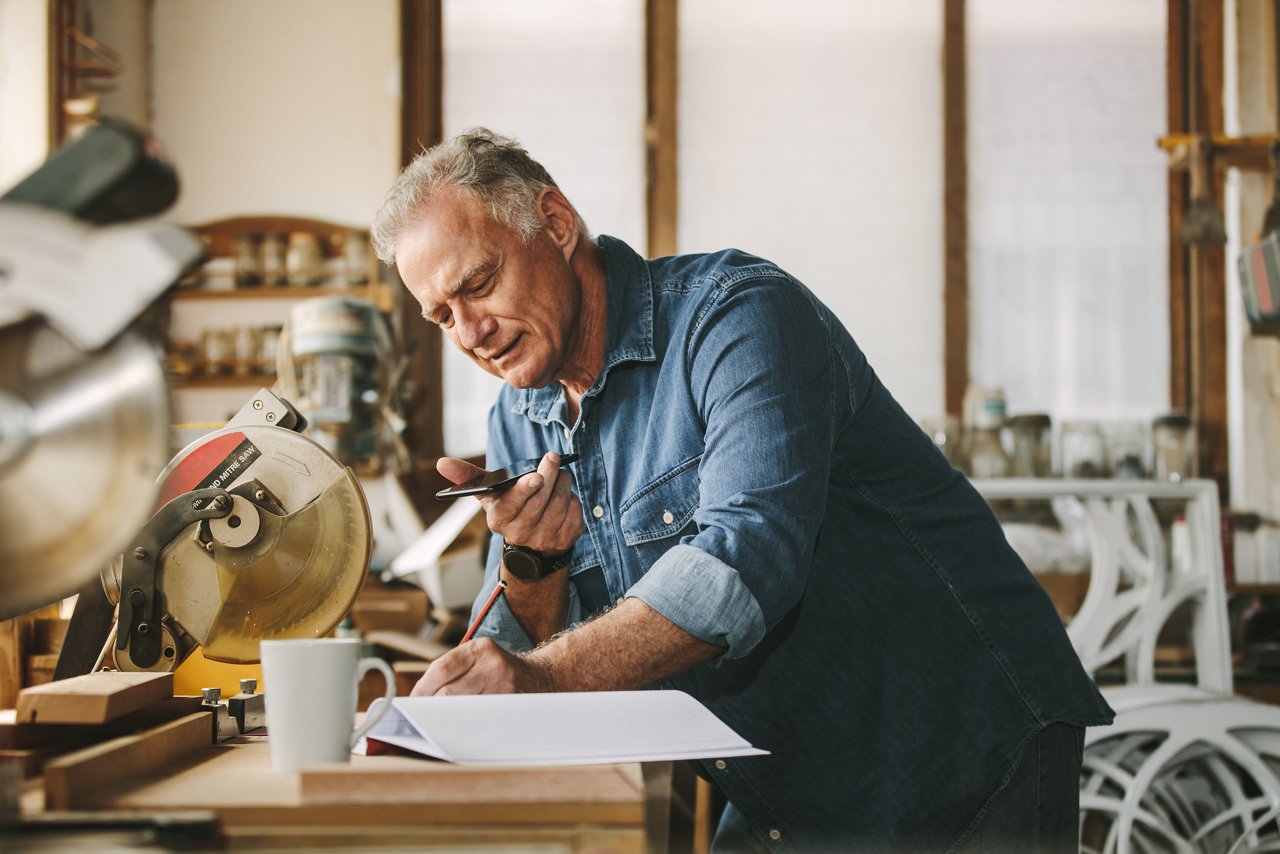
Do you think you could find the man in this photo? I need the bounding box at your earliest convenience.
[372,128,1113,853]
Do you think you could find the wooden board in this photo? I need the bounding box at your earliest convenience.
[0,696,202,750]
[16,671,172,724]
[43,712,210,810]
[95,739,647,827]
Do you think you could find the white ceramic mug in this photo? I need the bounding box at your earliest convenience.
[259,638,395,772]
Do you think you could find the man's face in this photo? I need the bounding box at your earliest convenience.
[395,186,580,389]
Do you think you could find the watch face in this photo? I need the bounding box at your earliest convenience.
[503,545,543,581]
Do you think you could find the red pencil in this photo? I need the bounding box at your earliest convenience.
[460,580,506,644]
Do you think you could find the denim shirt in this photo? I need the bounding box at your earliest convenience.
[470,235,1113,851]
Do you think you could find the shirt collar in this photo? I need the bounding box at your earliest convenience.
[513,235,655,425]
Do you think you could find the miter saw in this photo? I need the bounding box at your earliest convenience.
[102,387,372,672]
[0,120,373,675]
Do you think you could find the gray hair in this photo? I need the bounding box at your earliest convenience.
[371,127,589,265]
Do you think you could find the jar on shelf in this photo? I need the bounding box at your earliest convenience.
[261,233,288,286]
[1108,420,1149,479]
[1007,413,1052,477]
[233,326,262,376]
[1060,420,1108,478]
[201,329,234,375]
[286,232,325,287]
[232,233,262,287]
[341,231,370,286]
[1152,412,1196,483]
[962,385,1010,479]
[260,325,282,376]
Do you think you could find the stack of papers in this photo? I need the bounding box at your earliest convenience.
[359,690,767,766]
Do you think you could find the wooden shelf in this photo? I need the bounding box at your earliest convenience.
[170,285,377,301]
[172,373,276,390]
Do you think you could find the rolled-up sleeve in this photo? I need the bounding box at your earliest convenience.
[627,543,766,659]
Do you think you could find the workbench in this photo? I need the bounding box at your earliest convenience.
[9,713,672,852]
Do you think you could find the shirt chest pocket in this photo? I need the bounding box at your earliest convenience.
[619,457,701,565]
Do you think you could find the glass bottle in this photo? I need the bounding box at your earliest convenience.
[1061,421,1108,478]
[232,234,262,287]
[1152,412,1195,483]
[261,233,288,286]
[962,386,1010,478]
[286,232,324,287]
[1007,414,1052,477]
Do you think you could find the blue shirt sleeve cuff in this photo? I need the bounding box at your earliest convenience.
[626,543,767,660]
[471,578,586,652]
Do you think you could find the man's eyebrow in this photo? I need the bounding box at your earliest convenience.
[450,260,496,296]
[421,258,500,321]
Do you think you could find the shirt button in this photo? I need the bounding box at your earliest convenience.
[769,829,781,841]
[714,760,727,770]
[592,505,604,519]
[662,510,674,524]
[616,597,625,607]
[563,427,571,439]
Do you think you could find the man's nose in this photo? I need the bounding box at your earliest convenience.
[453,309,495,351]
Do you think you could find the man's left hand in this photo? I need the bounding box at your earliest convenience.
[410,637,555,696]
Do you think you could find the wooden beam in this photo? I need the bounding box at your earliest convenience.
[1168,0,1190,411]
[943,0,968,418]
[646,0,678,257]
[1171,0,1230,499]
[398,0,446,513]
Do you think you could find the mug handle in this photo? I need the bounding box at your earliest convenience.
[350,657,397,748]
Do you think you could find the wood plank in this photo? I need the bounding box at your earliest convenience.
[0,617,24,710]
[299,761,643,812]
[16,671,172,724]
[43,712,210,810]
[646,0,679,257]
[93,739,647,828]
[0,696,202,749]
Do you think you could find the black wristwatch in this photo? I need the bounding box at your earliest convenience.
[501,541,570,581]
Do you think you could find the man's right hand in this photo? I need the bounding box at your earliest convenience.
[436,452,584,558]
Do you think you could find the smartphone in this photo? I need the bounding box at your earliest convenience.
[435,453,580,499]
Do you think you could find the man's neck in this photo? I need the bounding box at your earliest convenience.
[558,239,607,422]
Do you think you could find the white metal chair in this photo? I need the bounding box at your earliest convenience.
[974,479,1280,853]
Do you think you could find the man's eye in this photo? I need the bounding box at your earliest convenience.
[437,312,454,329]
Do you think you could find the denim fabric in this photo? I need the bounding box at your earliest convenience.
[469,236,1114,851]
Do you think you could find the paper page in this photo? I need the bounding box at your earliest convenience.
[367,690,767,766]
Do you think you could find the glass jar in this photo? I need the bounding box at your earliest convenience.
[962,386,1009,478]
[201,328,233,375]
[342,231,370,286]
[286,232,325,287]
[260,325,282,376]
[1007,413,1052,477]
[233,325,262,376]
[1152,412,1195,483]
[232,234,262,287]
[261,233,288,286]
[1108,420,1149,480]
[1060,420,1108,478]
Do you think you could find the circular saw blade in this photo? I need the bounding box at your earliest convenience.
[152,424,372,663]
[0,321,169,620]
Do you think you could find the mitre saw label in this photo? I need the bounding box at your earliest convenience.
[158,431,262,510]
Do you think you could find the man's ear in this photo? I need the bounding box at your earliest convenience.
[536,187,579,261]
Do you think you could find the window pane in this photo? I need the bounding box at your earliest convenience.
[968,0,1169,422]
[441,0,645,458]
[679,0,944,418]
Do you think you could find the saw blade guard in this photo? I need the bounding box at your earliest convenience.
[134,419,373,665]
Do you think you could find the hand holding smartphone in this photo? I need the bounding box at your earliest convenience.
[435,453,580,500]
